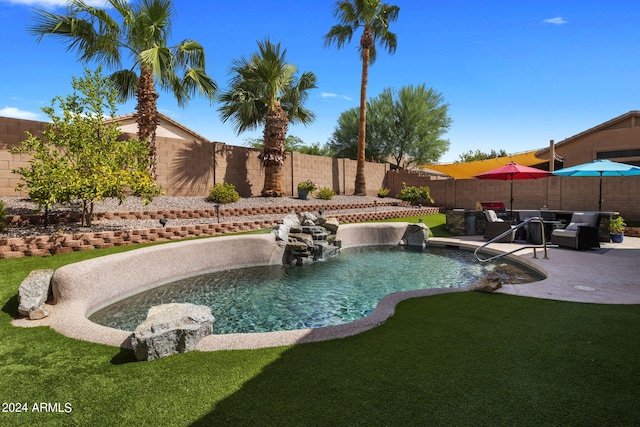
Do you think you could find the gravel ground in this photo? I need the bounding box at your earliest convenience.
[1,195,416,238]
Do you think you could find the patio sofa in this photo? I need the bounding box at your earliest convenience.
[551,212,600,249]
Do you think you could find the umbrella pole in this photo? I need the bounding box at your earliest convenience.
[510,178,514,220]
[598,172,603,211]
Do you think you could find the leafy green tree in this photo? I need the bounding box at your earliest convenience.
[297,142,335,157]
[29,0,218,176]
[246,135,334,157]
[457,149,509,162]
[324,0,399,195]
[328,106,388,162]
[329,84,451,167]
[245,135,305,152]
[11,67,160,226]
[371,84,451,168]
[219,39,317,197]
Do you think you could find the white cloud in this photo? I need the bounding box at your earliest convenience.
[543,17,567,25]
[321,92,352,101]
[0,107,41,120]
[2,0,111,8]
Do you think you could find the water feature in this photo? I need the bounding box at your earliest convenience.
[90,245,543,334]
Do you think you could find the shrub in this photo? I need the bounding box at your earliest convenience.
[0,200,6,232]
[608,216,626,234]
[377,187,390,197]
[207,183,241,204]
[396,182,434,205]
[297,180,317,191]
[316,187,336,200]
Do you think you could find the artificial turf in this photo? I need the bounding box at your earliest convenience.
[1,215,639,426]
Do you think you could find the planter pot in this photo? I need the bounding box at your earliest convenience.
[297,188,310,200]
[610,233,624,243]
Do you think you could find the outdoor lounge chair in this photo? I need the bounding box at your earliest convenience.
[551,212,600,249]
[483,209,516,243]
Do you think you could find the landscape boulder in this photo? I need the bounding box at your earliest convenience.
[131,303,214,361]
[18,269,54,320]
[472,272,502,293]
[399,223,430,248]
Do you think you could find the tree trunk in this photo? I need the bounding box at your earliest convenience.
[259,104,288,197]
[355,28,373,196]
[136,66,160,177]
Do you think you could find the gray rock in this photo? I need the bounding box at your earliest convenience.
[473,272,502,293]
[399,223,430,248]
[300,212,318,225]
[323,218,340,234]
[131,303,214,361]
[18,269,54,319]
[272,211,301,241]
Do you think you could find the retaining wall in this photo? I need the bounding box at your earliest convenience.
[0,206,439,259]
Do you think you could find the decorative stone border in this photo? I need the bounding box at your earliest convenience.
[0,207,440,259]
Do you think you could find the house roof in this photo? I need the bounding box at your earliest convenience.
[106,112,212,143]
[420,150,545,179]
[536,110,640,158]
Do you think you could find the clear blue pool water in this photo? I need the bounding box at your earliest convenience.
[89,245,543,334]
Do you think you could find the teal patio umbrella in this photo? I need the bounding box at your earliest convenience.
[553,159,640,211]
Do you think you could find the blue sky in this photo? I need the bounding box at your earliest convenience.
[1,0,639,163]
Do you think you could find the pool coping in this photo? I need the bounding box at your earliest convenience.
[13,224,640,352]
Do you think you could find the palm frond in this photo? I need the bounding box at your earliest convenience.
[109,69,138,103]
[175,39,206,68]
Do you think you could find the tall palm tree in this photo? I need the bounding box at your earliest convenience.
[29,0,217,176]
[324,0,399,195]
[219,39,317,197]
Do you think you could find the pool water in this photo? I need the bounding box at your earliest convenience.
[89,246,543,334]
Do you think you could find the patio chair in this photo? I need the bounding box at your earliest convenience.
[483,209,516,243]
[551,212,600,249]
[517,210,543,244]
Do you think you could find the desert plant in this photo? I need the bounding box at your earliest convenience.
[208,183,241,204]
[377,186,390,197]
[396,182,434,205]
[608,216,626,234]
[297,180,317,191]
[0,200,6,232]
[316,188,336,200]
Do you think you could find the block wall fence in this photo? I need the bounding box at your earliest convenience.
[2,117,640,220]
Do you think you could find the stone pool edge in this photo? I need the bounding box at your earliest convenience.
[13,223,547,351]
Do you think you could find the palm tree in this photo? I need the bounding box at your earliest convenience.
[29,0,217,176]
[324,0,399,195]
[219,39,317,197]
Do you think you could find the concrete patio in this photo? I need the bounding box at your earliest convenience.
[432,234,640,304]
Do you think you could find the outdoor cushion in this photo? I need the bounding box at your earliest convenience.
[484,210,503,223]
[566,222,591,231]
[553,229,578,238]
[568,213,598,227]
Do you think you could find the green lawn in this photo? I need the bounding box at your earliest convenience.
[1,214,639,426]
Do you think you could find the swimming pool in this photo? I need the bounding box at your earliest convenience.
[90,245,543,334]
